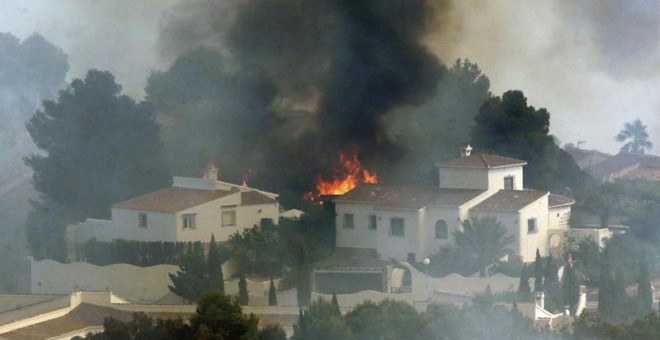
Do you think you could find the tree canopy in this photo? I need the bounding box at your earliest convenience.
[470,90,589,195]
[24,70,170,260]
[453,216,514,277]
[615,119,653,154]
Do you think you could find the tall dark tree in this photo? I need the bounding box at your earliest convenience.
[616,119,653,154]
[238,272,249,306]
[268,278,278,306]
[470,90,589,195]
[562,261,580,315]
[534,249,544,292]
[25,70,170,260]
[543,256,563,313]
[517,264,532,301]
[168,236,230,302]
[636,251,653,314]
[453,216,514,277]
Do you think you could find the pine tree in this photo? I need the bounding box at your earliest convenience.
[534,249,543,292]
[637,251,653,314]
[268,278,278,306]
[238,272,249,306]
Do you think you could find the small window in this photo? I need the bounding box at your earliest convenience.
[527,218,537,234]
[368,215,377,230]
[343,214,354,229]
[435,220,448,239]
[138,213,148,228]
[222,210,236,227]
[504,176,514,190]
[183,214,196,229]
[390,218,405,237]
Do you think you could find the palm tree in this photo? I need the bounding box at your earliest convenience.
[454,216,515,277]
[616,119,653,154]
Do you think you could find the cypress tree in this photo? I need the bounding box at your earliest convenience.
[207,234,224,293]
[238,272,249,305]
[534,249,543,292]
[598,248,614,319]
[330,292,340,317]
[518,264,531,300]
[268,278,278,306]
[562,261,580,315]
[543,256,563,312]
[637,251,653,314]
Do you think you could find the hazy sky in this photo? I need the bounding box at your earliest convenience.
[0,0,657,155]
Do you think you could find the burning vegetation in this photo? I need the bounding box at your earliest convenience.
[306,149,378,200]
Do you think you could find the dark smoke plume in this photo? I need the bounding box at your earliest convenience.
[158,0,444,190]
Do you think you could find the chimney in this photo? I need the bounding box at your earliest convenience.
[535,291,545,309]
[203,163,219,181]
[460,144,473,157]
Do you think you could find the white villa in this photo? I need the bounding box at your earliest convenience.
[334,146,574,263]
[67,165,280,247]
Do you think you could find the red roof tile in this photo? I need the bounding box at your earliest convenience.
[472,190,547,211]
[114,187,235,213]
[334,184,486,210]
[436,153,527,169]
[241,191,277,206]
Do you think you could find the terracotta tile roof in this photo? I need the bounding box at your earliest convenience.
[334,184,486,210]
[435,153,527,169]
[241,191,277,205]
[472,190,547,211]
[589,152,660,179]
[548,194,574,208]
[114,187,235,213]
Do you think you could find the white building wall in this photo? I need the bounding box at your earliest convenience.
[438,168,489,190]
[487,166,524,190]
[237,203,280,231]
[419,207,462,259]
[518,196,550,262]
[111,208,178,242]
[548,206,571,230]
[176,192,240,243]
[376,209,421,261]
[334,202,378,249]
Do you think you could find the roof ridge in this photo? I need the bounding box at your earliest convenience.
[480,153,490,167]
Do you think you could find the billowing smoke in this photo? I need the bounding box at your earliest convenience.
[157,0,445,191]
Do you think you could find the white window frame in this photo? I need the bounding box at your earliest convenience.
[182,214,196,229]
[138,213,148,228]
[222,210,237,227]
[390,217,405,237]
[368,214,377,230]
[343,213,354,229]
[435,220,448,239]
[527,217,537,234]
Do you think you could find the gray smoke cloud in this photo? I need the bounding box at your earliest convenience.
[0,0,657,154]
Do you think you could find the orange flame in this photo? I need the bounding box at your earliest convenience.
[314,150,378,196]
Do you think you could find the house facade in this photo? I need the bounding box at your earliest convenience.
[68,166,280,245]
[334,147,573,263]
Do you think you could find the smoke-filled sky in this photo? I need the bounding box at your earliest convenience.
[1,0,657,155]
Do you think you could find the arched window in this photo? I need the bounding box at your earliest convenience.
[435,220,448,239]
